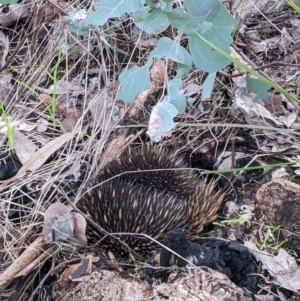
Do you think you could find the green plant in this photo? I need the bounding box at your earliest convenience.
[213,211,250,228]
[173,258,179,267]
[289,175,298,182]
[0,0,18,4]
[261,223,287,251]
[0,69,65,134]
[288,1,300,14]
[64,0,299,142]
[43,50,64,128]
[0,104,15,148]
[287,249,298,257]
[129,254,140,275]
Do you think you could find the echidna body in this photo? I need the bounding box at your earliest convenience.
[77,145,225,255]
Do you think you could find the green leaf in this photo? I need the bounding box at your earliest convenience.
[165,0,237,72]
[134,8,170,34]
[164,79,186,113]
[189,35,230,72]
[187,0,238,72]
[119,60,152,103]
[202,72,216,100]
[86,0,144,26]
[186,0,220,21]
[147,80,185,142]
[149,37,192,75]
[176,63,191,79]
[0,0,18,3]
[132,6,149,22]
[246,76,270,102]
[165,8,206,35]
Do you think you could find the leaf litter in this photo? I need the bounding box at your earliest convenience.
[0,0,300,300]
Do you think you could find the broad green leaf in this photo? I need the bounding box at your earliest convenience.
[155,102,178,131]
[0,0,18,3]
[188,0,237,72]
[0,0,18,4]
[133,6,149,22]
[189,35,230,72]
[149,37,192,75]
[176,63,191,79]
[186,0,220,21]
[164,79,186,113]
[202,72,216,100]
[246,76,270,102]
[165,8,206,35]
[134,8,170,34]
[86,0,144,26]
[119,60,152,103]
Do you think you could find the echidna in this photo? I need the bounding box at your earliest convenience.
[77,145,225,255]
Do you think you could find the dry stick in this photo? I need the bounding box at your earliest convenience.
[15,245,56,278]
[0,235,47,291]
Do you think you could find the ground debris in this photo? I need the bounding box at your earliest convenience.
[53,268,254,301]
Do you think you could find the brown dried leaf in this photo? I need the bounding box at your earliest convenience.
[73,212,87,245]
[263,92,282,115]
[13,130,37,164]
[36,118,50,132]
[43,203,75,243]
[62,116,79,132]
[43,203,87,245]
[245,242,300,291]
[0,4,30,27]
[14,130,79,179]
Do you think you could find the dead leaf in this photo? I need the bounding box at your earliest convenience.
[146,105,164,142]
[15,130,80,179]
[0,72,13,104]
[251,103,283,126]
[245,242,300,291]
[62,116,79,132]
[280,112,297,128]
[36,118,49,132]
[263,92,282,115]
[40,79,84,95]
[43,203,87,245]
[0,4,30,27]
[16,121,38,132]
[43,203,75,243]
[13,130,37,164]
[150,59,165,89]
[73,212,87,245]
[0,30,8,68]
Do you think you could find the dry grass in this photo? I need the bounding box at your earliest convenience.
[0,0,300,300]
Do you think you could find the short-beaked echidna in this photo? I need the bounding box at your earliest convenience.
[77,145,225,255]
